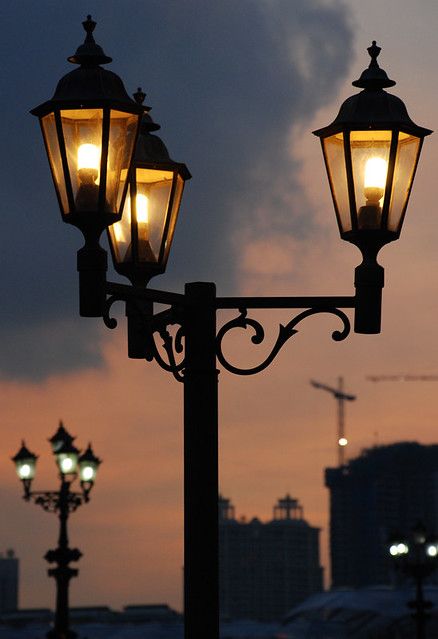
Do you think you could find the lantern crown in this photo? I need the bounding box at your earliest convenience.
[68,15,112,66]
[31,16,141,115]
[314,42,432,139]
[134,87,161,133]
[352,40,395,90]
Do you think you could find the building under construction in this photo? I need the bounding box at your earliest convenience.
[325,442,438,588]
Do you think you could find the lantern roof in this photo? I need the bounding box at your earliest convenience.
[31,16,143,116]
[79,443,102,465]
[313,41,432,139]
[12,441,37,462]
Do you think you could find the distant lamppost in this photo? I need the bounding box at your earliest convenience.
[12,422,101,639]
[389,522,438,639]
[31,18,431,639]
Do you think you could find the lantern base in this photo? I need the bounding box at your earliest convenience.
[77,244,108,317]
[354,260,384,334]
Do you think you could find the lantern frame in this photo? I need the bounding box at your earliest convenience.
[313,41,432,255]
[107,90,191,286]
[30,16,143,240]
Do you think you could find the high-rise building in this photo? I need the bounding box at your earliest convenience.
[325,442,438,588]
[219,495,323,621]
[0,549,19,612]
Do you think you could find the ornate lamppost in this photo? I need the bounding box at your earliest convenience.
[389,523,438,639]
[31,19,431,639]
[12,422,101,639]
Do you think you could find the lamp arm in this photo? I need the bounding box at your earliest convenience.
[101,280,356,381]
[216,306,351,376]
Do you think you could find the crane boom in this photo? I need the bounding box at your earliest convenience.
[310,377,356,466]
[367,374,438,382]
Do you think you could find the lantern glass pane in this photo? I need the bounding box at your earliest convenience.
[57,452,78,475]
[60,109,103,212]
[388,134,421,232]
[136,168,174,262]
[16,459,36,480]
[107,110,139,213]
[163,174,185,264]
[323,134,351,232]
[350,130,392,230]
[109,174,130,263]
[41,113,69,214]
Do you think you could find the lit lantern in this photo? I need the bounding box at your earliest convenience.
[31,15,142,234]
[12,441,38,481]
[314,42,432,333]
[314,41,431,246]
[12,441,38,497]
[78,444,102,498]
[56,440,80,477]
[108,89,191,285]
[31,16,143,316]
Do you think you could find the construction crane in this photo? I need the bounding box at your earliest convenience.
[367,374,438,382]
[310,377,356,466]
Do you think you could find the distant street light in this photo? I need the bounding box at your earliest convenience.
[12,422,101,639]
[389,522,438,639]
[31,17,431,639]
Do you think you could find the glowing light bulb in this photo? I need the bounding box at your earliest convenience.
[19,464,31,479]
[81,466,95,482]
[397,542,409,554]
[389,544,399,556]
[60,457,74,473]
[338,437,348,447]
[364,157,387,204]
[427,544,438,557]
[136,194,149,225]
[77,144,100,171]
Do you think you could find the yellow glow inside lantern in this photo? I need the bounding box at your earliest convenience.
[364,157,387,204]
[136,193,149,224]
[77,144,100,171]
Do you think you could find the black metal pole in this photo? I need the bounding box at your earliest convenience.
[183,282,219,639]
[46,482,79,639]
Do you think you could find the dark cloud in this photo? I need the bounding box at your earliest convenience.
[0,0,353,380]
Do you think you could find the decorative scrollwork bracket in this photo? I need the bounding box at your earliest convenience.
[215,305,351,376]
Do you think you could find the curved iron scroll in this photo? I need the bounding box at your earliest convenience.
[216,307,351,376]
[31,491,85,514]
[103,294,185,383]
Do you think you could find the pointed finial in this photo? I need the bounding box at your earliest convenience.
[352,40,395,90]
[367,40,381,67]
[134,87,146,105]
[68,15,112,66]
[133,86,161,132]
[83,15,96,37]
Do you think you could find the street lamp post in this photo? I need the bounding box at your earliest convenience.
[31,19,431,639]
[389,523,438,639]
[12,422,101,639]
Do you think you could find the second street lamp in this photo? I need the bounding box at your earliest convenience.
[32,19,431,639]
[389,523,438,639]
[12,422,101,639]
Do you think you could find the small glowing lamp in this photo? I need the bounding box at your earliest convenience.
[78,443,102,487]
[338,437,348,447]
[397,542,409,555]
[12,441,38,482]
[56,441,80,477]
